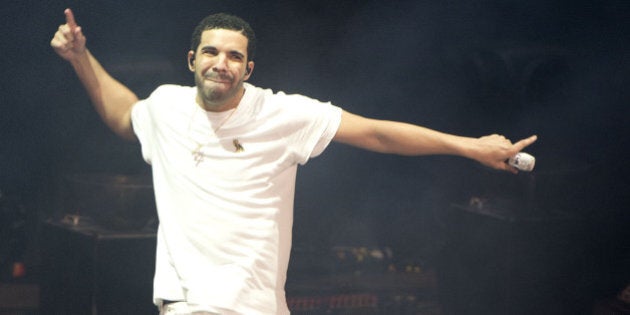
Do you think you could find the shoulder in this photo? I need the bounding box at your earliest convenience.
[133,84,195,120]
[245,83,315,103]
[242,83,341,122]
[148,84,196,100]
[136,85,196,111]
[254,85,335,110]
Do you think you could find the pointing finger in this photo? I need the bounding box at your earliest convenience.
[65,8,77,30]
[512,135,538,153]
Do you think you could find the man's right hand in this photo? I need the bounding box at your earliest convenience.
[48,8,138,141]
[50,8,86,61]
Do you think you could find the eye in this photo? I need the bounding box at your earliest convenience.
[201,47,218,55]
[230,52,244,61]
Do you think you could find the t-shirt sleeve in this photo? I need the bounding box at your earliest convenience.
[283,94,342,165]
[131,100,153,164]
[309,103,342,158]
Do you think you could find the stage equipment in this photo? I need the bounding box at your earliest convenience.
[40,218,157,315]
[61,173,157,230]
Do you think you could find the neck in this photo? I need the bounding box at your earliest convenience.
[197,86,246,112]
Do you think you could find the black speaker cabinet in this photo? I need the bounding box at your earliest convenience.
[40,219,157,315]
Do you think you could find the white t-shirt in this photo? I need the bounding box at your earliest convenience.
[131,83,342,314]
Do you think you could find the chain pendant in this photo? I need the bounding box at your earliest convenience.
[192,143,204,166]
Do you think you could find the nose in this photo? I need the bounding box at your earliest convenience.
[212,53,228,72]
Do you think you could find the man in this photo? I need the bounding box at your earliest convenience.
[51,8,537,315]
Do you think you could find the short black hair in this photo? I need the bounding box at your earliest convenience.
[190,13,256,61]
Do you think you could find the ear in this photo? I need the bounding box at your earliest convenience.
[187,50,195,72]
[243,61,255,80]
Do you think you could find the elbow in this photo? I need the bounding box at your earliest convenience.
[108,122,137,142]
[118,129,138,142]
[109,111,137,142]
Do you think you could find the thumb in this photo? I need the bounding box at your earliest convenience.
[73,26,86,46]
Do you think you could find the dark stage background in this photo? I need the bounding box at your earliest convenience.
[1,0,629,314]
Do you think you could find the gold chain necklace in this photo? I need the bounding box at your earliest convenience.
[211,105,238,133]
[189,104,244,166]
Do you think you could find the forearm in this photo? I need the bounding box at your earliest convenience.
[70,49,138,141]
[335,112,474,157]
[365,120,476,157]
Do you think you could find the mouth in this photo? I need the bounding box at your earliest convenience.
[206,78,230,84]
[204,74,232,84]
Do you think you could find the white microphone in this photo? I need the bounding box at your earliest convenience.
[508,152,536,171]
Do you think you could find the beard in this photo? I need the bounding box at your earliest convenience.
[195,71,245,109]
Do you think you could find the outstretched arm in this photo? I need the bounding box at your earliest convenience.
[334,110,537,173]
[51,9,138,141]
